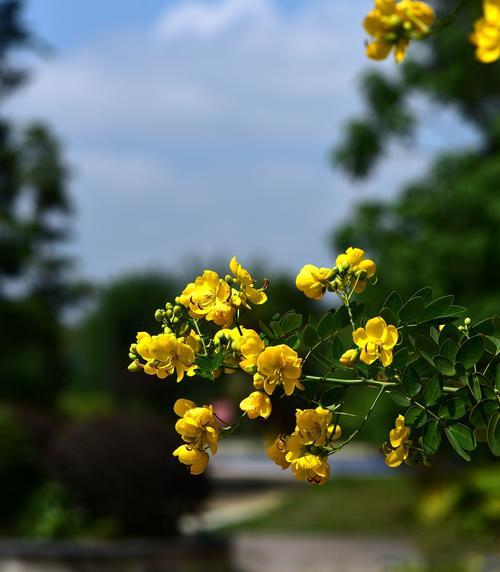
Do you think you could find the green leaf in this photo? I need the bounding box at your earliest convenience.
[470,317,495,337]
[302,324,320,348]
[412,286,433,303]
[446,423,477,452]
[325,337,343,362]
[388,392,411,407]
[433,355,456,376]
[487,412,500,456]
[317,311,337,339]
[349,301,365,322]
[470,400,498,429]
[280,311,303,333]
[259,320,274,340]
[445,427,471,462]
[438,398,466,420]
[496,365,500,391]
[331,305,350,332]
[424,376,442,406]
[421,295,454,322]
[321,386,345,407]
[380,307,397,326]
[384,291,402,315]
[439,324,461,345]
[467,373,483,402]
[399,296,425,323]
[401,366,421,397]
[423,419,441,455]
[481,335,500,355]
[392,347,409,370]
[405,405,427,428]
[270,320,285,338]
[456,336,484,369]
[440,339,458,362]
[284,333,301,351]
[407,357,436,378]
[415,335,439,365]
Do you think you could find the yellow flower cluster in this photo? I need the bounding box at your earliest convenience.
[341,316,399,368]
[239,343,303,419]
[364,0,435,63]
[173,399,220,475]
[382,415,412,467]
[470,0,500,63]
[268,407,342,485]
[296,247,376,301]
[178,257,267,328]
[130,330,199,381]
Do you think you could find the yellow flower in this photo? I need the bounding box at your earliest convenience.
[285,434,330,485]
[173,445,209,475]
[267,435,290,470]
[364,0,435,63]
[295,407,342,446]
[470,0,500,63]
[352,317,398,366]
[179,270,235,327]
[255,344,304,396]
[339,348,359,367]
[239,391,272,419]
[240,328,265,373]
[174,398,220,454]
[383,415,412,467]
[295,264,334,300]
[135,331,197,381]
[335,247,376,293]
[229,256,267,306]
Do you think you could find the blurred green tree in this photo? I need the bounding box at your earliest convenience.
[332,0,500,319]
[0,0,84,407]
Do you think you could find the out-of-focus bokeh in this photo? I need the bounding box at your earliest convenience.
[0,0,498,571]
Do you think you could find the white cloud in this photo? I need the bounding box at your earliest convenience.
[154,0,271,40]
[4,0,472,281]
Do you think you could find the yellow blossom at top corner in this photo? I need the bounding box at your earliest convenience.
[229,256,268,307]
[364,0,435,63]
[352,316,398,366]
[335,247,376,293]
[134,331,197,382]
[178,269,235,328]
[295,264,334,300]
[470,0,500,63]
[255,344,303,396]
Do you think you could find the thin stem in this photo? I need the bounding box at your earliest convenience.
[192,319,208,356]
[331,386,385,453]
[303,375,395,389]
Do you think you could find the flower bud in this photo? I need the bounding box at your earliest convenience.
[165,302,173,310]
[154,309,164,322]
[166,309,173,318]
[128,361,142,373]
[129,343,137,353]
[173,305,182,317]
[464,317,471,326]
[224,275,233,285]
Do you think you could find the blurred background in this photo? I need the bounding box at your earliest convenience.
[0,0,499,571]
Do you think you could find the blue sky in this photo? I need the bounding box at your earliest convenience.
[8,0,477,282]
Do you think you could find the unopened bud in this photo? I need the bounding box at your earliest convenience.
[224,275,233,285]
[464,317,471,326]
[128,361,142,373]
[458,325,464,331]
[166,309,173,319]
[129,343,137,353]
[172,317,179,324]
[128,352,137,360]
[165,302,173,310]
[154,309,164,322]
[173,305,182,317]
[163,326,172,334]
[174,296,181,304]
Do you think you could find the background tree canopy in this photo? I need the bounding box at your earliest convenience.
[332,0,500,319]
